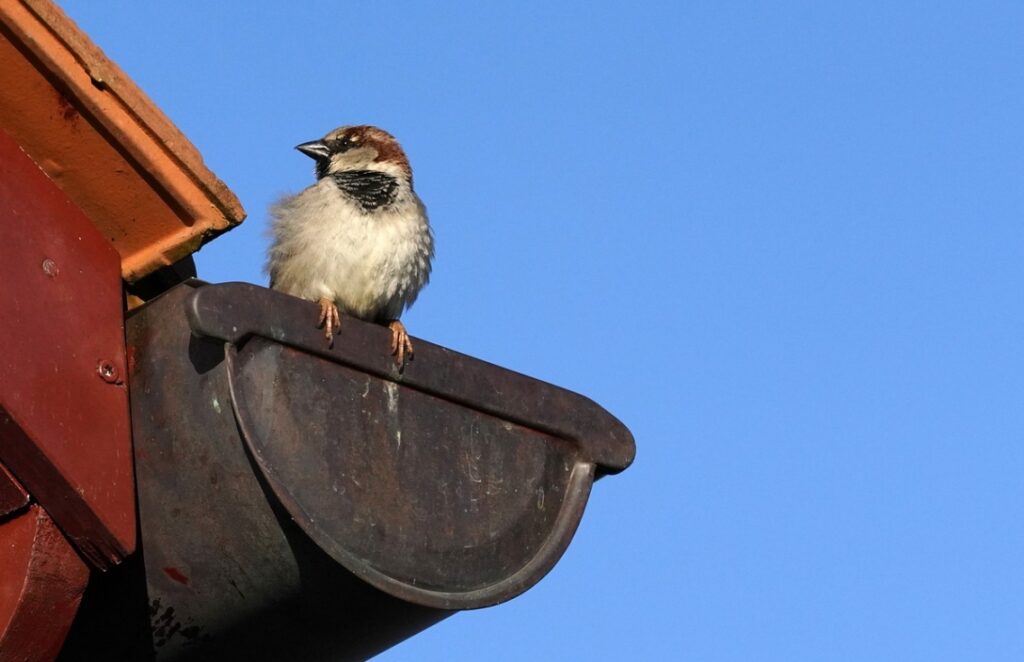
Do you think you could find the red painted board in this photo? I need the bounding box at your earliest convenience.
[0,462,30,518]
[0,128,134,568]
[0,505,90,660]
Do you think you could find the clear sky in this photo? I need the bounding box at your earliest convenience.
[59,1,1024,660]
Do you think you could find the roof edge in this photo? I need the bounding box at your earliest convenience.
[0,0,245,280]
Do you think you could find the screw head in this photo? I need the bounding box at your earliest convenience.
[97,360,119,384]
[41,258,59,278]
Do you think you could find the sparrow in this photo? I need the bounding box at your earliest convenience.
[266,125,433,366]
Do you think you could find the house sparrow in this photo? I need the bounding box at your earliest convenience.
[266,125,433,366]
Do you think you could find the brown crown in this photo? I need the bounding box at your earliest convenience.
[326,125,411,177]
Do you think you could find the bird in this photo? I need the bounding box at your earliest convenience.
[266,125,433,366]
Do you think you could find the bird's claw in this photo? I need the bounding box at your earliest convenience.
[317,298,341,346]
[388,319,414,369]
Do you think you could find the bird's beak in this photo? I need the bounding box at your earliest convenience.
[295,140,331,161]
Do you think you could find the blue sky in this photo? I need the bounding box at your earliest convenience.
[60,2,1024,660]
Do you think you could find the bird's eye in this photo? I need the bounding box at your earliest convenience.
[332,135,359,153]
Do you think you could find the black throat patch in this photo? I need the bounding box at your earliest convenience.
[331,170,399,212]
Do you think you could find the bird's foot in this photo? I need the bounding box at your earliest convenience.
[317,297,341,345]
[388,319,414,368]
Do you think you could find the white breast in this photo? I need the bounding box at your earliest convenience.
[267,177,433,322]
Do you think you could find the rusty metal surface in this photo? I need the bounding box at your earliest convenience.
[0,129,135,568]
[113,280,634,659]
[0,505,91,661]
[187,282,634,474]
[189,282,633,608]
[227,339,586,607]
[120,284,447,660]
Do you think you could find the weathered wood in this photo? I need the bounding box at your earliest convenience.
[0,506,90,660]
[0,129,135,567]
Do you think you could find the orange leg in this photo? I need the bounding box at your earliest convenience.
[317,297,341,344]
[388,319,414,367]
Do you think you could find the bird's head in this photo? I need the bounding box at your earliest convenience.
[296,125,412,181]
